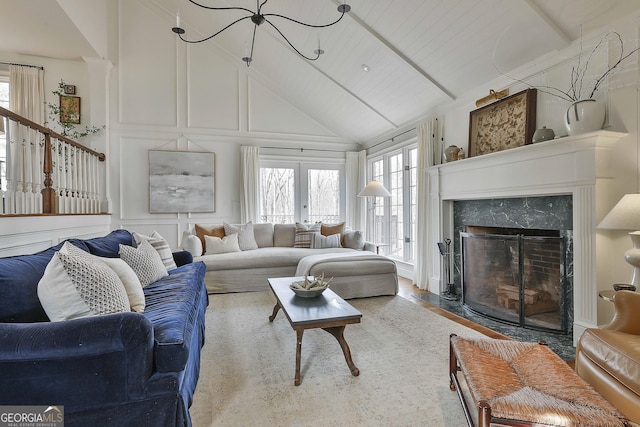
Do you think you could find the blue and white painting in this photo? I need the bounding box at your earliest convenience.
[149,150,215,213]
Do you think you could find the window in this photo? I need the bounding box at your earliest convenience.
[260,161,345,224]
[368,145,417,264]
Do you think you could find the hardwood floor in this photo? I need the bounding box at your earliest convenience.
[397,276,511,340]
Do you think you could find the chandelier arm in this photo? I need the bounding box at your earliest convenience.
[264,19,321,61]
[178,15,253,43]
[258,0,268,14]
[187,0,252,14]
[262,12,346,29]
[249,24,258,59]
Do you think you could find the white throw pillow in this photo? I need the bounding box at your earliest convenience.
[204,233,241,255]
[132,231,177,271]
[181,231,203,257]
[60,242,145,312]
[100,257,145,313]
[294,222,321,248]
[343,230,365,250]
[37,249,130,322]
[311,233,341,249]
[119,240,169,287]
[223,222,258,251]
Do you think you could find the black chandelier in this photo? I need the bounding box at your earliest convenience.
[172,0,351,66]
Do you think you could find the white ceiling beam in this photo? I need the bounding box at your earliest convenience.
[331,0,456,101]
[516,0,572,48]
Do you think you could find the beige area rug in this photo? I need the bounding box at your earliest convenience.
[191,291,487,426]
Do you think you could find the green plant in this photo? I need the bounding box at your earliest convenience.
[45,79,104,140]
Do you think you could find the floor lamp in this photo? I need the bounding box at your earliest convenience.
[598,193,640,290]
[358,180,391,247]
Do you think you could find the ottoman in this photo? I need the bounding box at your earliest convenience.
[295,252,398,299]
[449,334,628,427]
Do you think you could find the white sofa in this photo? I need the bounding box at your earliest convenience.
[181,223,398,298]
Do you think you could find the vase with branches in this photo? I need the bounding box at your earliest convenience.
[503,30,640,135]
[45,80,104,140]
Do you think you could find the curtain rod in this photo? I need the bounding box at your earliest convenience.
[367,127,416,151]
[0,62,44,70]
[250,145,347,153]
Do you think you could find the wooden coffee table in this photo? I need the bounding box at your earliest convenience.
[267,276,362,386]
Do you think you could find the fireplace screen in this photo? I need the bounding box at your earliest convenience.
[460,227,568,332]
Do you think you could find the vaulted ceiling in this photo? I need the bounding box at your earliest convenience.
[3,0,640,144]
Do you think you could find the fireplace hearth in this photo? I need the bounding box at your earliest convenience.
[461,226,569,333]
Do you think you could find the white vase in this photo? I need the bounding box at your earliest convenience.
[564,99,605,136]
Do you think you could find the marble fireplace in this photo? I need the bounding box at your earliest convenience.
[427,130,626,344]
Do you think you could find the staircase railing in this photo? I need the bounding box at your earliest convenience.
[0,106,106,215]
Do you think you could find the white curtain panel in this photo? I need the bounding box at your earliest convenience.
[7,65,44,214]
[414,119,438,290]
[345,151,368,231]
[240,146,260,223]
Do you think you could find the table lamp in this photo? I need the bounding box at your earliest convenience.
[598,193,640,288]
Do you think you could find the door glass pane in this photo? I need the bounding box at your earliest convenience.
[371,159,385,245]
[389,153,403,258]
[408,148,417,261]
[260,167,294,223]
[307,169,339,223]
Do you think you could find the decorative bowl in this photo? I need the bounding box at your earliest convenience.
[289,282,329,298]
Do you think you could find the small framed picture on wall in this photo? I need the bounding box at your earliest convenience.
[63,84,76,95]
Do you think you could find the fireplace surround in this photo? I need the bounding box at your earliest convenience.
[427,130,626,344]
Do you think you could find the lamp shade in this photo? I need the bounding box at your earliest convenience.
[357,180,391,197]
[598,194,640,230]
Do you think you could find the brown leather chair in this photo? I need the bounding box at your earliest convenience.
[576,290,640,423]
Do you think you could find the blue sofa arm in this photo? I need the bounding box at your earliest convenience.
[172,250,193,267]
[0,312,155,409]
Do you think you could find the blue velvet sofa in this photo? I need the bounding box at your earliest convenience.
[0,230,208,427]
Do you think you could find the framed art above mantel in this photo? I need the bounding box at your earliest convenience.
[468,88,537,158]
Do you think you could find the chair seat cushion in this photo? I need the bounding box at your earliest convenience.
[578,328,640,396]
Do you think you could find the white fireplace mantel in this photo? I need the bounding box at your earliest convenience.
[428,130,627,343]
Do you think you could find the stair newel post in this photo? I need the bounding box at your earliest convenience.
[41,133,55,214]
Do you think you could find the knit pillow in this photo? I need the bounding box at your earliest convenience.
[132,231,177,271]
[62,242,145,313]
[223,222,258,251]
[119,240,169,287]
[294,223,321,248]
[343,230,365,250]
[37,248,130,321]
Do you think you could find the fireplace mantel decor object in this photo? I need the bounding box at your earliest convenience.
[468,88,536,158]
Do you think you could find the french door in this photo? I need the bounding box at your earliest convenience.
[260,161,345,224]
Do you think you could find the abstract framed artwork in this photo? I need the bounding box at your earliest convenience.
[149,150,215,213]
[59,95,81,124]
[468,88,537,157]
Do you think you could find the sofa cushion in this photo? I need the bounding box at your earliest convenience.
[578,328,640,396]
[274,224,296,247]
[142,261,207,372]
[119,240,169,287]
[132,231,177,271]
[253,223,274,248]
[311,233,341,249]
[83,229,133,258]
[195,224,225,253]
[294,223,321,248]
[205,234,241,254]
[37,248,130,322]
[0,240,90,322]
[224,222,259,251]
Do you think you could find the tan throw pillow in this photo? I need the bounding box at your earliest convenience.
[195,224,225,253]
[294,223,321,248]
[321,222,346,245]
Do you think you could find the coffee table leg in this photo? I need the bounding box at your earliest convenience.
[269,301,281,322]
[295,329,304,386]
[323,326,359,377]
